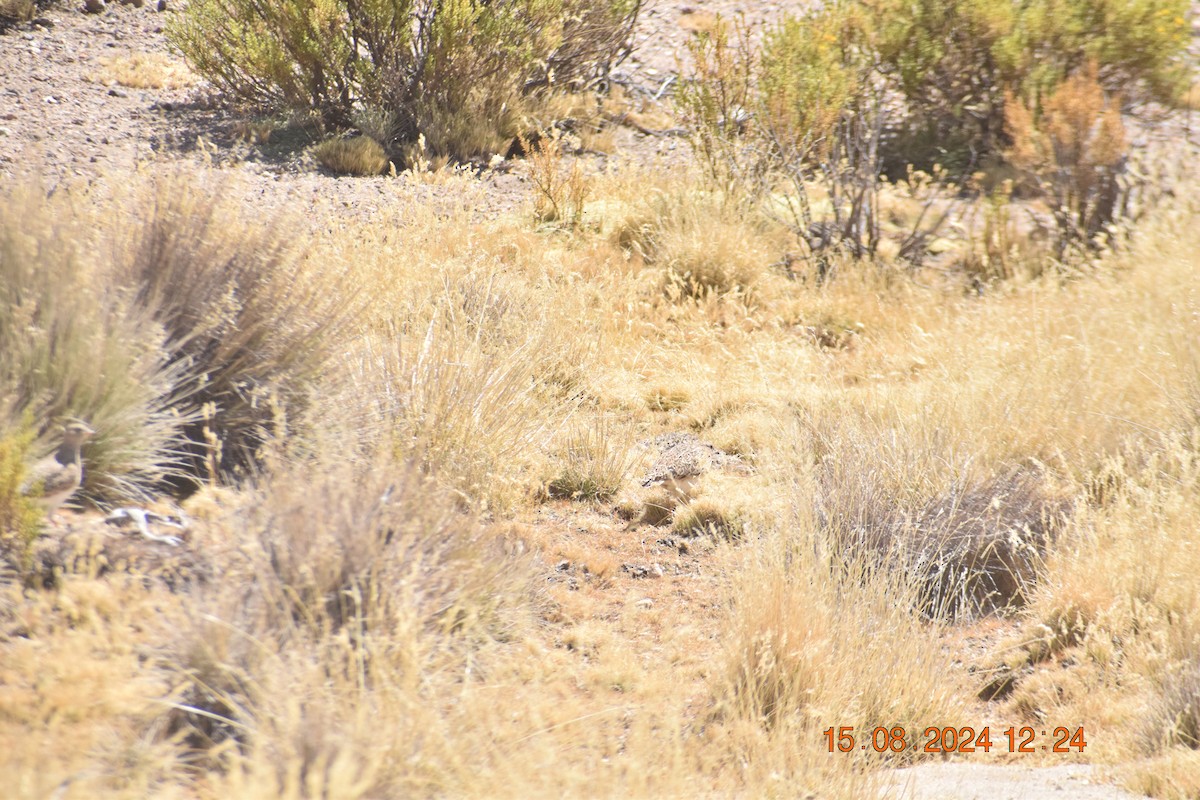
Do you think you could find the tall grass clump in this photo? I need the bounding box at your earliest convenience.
[616,186,773,298]
[1002,440,1200,763]
[0,183,188,501]
[716,496,969,755]
[313,135,390,176]
[168,0,640,162]
[114,172,359,484]
[800,406,1069,620]
[546,420,632,502]
[330,265,584,512]
[163,451,538,792]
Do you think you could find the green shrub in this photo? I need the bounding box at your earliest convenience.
[871,0,1192,165]
[678,1,1190,267]
[0,422,41,575]
[313,135,390,176]
[678,8,913,266]
[168,0,640,162]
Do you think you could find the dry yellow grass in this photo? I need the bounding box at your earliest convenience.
[92,52,196,90]
[2,149,1200,798]
[313,135,390,176]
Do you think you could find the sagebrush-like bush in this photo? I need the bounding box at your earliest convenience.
[169,0,639,162]
[678,8,910,266]
[871,0,1191,164]
[678,0,1190,267]
[1006,63,1131,255]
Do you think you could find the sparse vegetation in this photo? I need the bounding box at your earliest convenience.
[677,0,1192,266]
[4,0,1200,796]
[525,130,593,227]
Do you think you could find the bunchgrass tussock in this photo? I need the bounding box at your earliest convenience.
[313,135,389,176]
[547,421,633,502]
[114,170,360,484]
[0,181,192,501]
[671,498,744,540]
[162,449,538,788]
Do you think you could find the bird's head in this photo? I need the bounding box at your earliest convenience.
[62,422,96,446]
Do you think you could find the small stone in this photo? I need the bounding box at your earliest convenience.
[83,0,105,12]
[156,0,167,10]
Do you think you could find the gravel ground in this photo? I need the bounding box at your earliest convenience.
[881,763,1149,800]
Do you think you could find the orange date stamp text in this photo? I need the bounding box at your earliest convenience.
[822,725,1087,754]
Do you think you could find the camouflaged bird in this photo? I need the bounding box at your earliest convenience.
[21,422,95,520]
[638,432,751,501]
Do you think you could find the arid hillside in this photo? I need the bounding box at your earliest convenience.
[2,0,1200,798]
